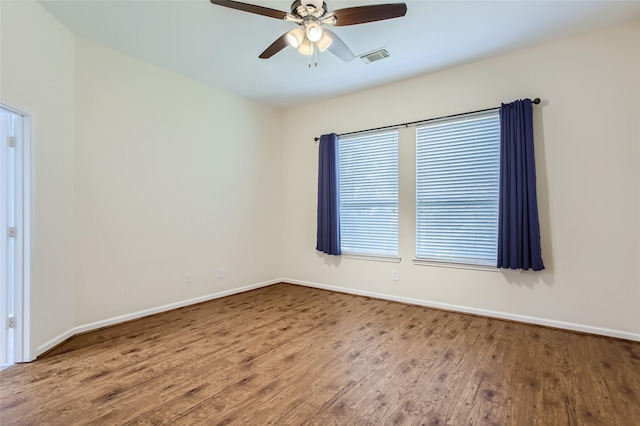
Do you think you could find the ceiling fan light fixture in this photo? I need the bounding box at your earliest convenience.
[298,38,314,56]
[305,21,323,42]
[316,32,333,52]
[285,28,305,48]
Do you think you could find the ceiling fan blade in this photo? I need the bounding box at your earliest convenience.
[259,33,290,59]
[323,29,356,62]
[210,0,287,20]
[331,3,407,26]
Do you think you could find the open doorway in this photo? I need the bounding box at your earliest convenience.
[1,105,30,366]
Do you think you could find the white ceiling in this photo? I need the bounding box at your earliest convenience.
[39,0,640,109]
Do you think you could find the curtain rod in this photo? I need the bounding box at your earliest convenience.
[314,98,541,141]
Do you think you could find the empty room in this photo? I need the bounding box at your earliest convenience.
[1,0,639,424]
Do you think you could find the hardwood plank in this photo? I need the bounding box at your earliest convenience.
[16,289,334,424]
[1,283,639,425]
[131,291,390,424]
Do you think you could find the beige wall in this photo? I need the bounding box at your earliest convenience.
[73,38,282,326]
[0,0,76,358]
[280,20,640,338]
[2,2,282,355]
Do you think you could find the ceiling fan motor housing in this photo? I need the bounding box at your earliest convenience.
[291,0,328,18]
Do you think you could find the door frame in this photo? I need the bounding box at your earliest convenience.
[1,103,31,364]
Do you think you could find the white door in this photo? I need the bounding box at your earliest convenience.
[1,106,29,366]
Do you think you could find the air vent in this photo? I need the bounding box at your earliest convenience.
[359,48,390,64]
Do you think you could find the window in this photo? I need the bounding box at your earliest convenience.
[339,131,399,257]
[416,111,500,266]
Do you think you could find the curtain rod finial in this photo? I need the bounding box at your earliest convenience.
[314,137,320,142]
[532,98,541,104]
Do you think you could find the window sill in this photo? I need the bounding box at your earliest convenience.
[412,258,499,272]
[342,254,401,263]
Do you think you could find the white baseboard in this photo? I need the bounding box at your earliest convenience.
[35,279,280,357]
[35,276,639,358]
[284,278,640,342]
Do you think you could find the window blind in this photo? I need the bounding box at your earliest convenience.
[416,111,500,266]
[339,131,399,256]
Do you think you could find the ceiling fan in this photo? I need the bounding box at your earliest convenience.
[209,0,407,64]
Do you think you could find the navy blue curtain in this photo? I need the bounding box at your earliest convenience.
[498,99,544,271]
[316,133,341,255]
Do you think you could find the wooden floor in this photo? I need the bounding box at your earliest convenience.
[1,284,639,425]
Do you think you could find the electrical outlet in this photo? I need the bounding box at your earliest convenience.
[186,273,192,284]
[218,268,225,279]
[391,270,399,281]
